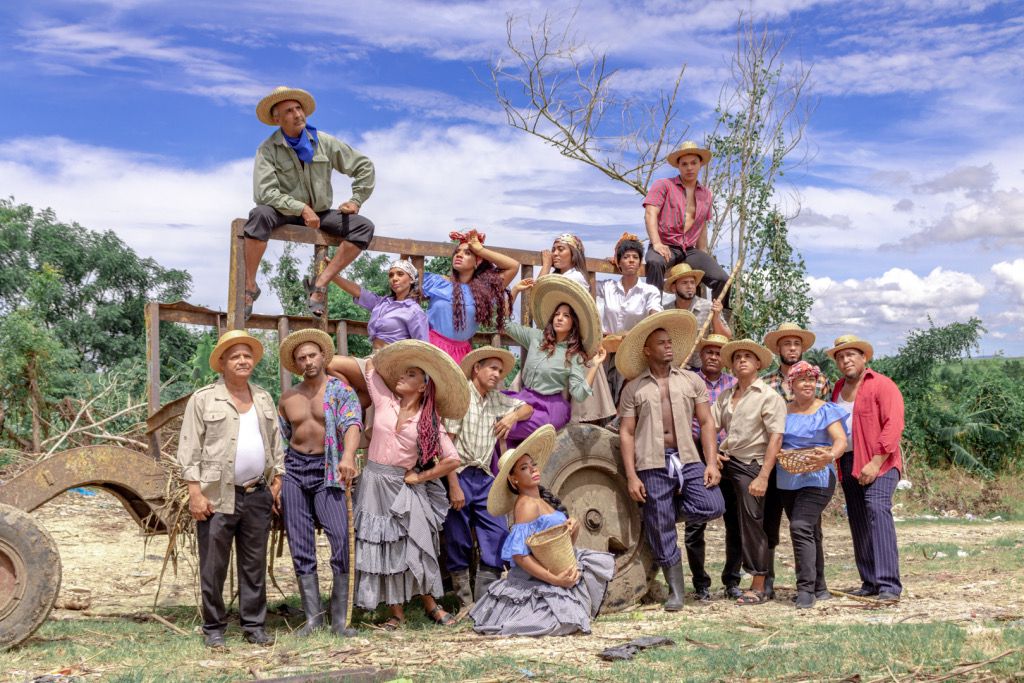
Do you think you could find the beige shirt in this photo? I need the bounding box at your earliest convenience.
[713,378,787,465]
[618,366,707,471]
[177,380,285,515]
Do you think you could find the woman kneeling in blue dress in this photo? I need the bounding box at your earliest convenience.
[470,425,614,636]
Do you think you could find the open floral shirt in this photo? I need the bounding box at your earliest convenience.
[279,377,362,489]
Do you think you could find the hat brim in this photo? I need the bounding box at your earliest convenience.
[827,341,874,363]
[763,328,816,355]
[615,310,698,380]
[529,275,601,355]
[664,268,705,292]
[720,339,774,372]
[667,147,712,167]
[209,332,265,373]
[280,329,335,375]
[256,88,316,126]
[696,335,729,353]
[487,425,558,517]
[373,339,470,419]
[460,347,516,381]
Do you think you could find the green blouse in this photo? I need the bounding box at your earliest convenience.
[505,321,593,402]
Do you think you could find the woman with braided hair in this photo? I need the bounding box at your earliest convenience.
[353,340,470,629]
[421,230,519,363]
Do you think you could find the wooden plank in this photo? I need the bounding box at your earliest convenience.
[277,317,291,395]
[144,302,161,459]
[520,264,534,326]
[227,219,246,330]
[336,320,349,357]
[313,244,329,333]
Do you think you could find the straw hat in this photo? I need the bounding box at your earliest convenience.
[763,322,816,355]
[487,425,558,516]
[614,310,698,380]
[279,329,335,375]
[826,334,874,362]
[373,339,470,419]
[667,141,712,167]
[720,338,773,372]
[530,275,602,355]
[664,263,705,292]
[697,333,730,353]
[460,346,516,381]
[209,330,264,373]
[256,86,316,126]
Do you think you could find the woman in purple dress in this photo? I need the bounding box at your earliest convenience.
[331,258,429,352]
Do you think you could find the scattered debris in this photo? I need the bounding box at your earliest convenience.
[598,635,675,661]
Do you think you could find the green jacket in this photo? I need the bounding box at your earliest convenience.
[253,128,375,215]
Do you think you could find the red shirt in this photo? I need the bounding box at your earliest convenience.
[642,177,713,249]
[832,369,905,479]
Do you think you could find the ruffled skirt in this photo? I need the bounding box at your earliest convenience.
[469,548,614,636]
[353,460,450,609]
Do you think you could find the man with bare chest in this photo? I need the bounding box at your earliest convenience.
[617,311,725,611]
[278,330,362,637]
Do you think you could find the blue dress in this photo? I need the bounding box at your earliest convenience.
[469,511,614,636]
[777,402,848,490]
[421,273,477,341]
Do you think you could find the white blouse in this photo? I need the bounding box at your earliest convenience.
[597,278,662,334]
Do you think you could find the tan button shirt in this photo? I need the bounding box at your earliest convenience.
[618,366,708,471]
[177,380,285,515]
[713,378,787,465]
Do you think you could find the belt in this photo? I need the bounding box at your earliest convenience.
[236,475,267,494]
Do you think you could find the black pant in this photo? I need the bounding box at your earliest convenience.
[684,442,742,591]
[724,459,772,576]
[242,204,375,249]
[644,244,731,307]
[764,468,784,585]
[780,472,836,594]
[197,486,273,635]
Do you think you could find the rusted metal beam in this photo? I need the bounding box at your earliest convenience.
[145,394,191,435]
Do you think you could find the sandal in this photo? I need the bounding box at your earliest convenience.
[382,616,404,631]
[244,285,261,320]
[736,590,769,606]
[303,276,327,318]
[427,605,456,626]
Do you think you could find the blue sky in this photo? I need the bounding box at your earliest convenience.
[2,0,1022,357]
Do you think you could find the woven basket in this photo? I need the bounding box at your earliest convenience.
[602,334,624,353]
[526,523,577,575]
[778,447,829,474]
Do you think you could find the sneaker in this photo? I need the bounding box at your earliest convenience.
[841,586,878,597]
[877,591,901,602]
[724,585,744,600]
[203,632,226,649]
[693,587,713,602]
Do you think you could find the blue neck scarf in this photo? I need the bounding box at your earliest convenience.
[282,125,319,164]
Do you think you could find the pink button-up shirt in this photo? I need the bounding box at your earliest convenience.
[365,367,459,469]
[643,176,714,249]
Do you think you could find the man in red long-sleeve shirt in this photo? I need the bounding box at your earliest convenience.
[828,335,905,601]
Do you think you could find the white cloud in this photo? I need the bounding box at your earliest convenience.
[358,86,505,125]
[991,258,1024,303]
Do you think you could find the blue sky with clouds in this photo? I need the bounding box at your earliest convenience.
[2,0,1022,357]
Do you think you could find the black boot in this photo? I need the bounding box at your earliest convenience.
[330,573,359,637]
[663,562,686,612]
[765,548,777,600]
[474,565,502,602]
[295,573,324,636]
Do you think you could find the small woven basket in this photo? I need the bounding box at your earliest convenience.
[526,523,577,574]
[602,334,624,353]
[778,447,829,474]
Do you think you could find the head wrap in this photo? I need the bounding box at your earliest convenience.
[554,233,584,253]
[784,360,821,390]
[610,232,643,267]
[388,258,419,283]
[449,228,486,245]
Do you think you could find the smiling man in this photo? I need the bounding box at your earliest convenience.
[277,329,362,637]
[241,86,376,319]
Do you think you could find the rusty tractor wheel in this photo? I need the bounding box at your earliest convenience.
[0,503,62,650]
[542,424,656,612]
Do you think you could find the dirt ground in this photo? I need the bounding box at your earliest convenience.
[25,489,1024,679]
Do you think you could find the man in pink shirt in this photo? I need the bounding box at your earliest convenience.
[643,141,731,306]
[828,335,905,601]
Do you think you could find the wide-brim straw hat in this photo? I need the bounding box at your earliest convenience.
[257,86,316,126]
[697,333,730,353]
[279,329,335,375]
[720,338,773,372]
[826,334,875,362]
[373,339,470,419]
[209,330,264,373]
[667,140,712,167]
[487,425,558,517]
[763,322,816,355]
[530,275,602,355]
[664,263,705,292]
[460,346,516,381]
[615,310,698,381]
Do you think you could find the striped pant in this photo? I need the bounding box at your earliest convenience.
[282,448,349,576]
[443,467,509,572]
[839,453,902,595]
[638,457,726,569]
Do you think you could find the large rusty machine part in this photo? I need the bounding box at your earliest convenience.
[0,503,62,650]
[543,424,656,612]
[0,446,170,533]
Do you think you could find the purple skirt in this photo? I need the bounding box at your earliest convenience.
[491,388,570,473]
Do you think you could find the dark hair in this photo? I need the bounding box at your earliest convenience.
[449,244,510,335]
[540,304,589,364]
[415,378,442,468]
[614,239,644,269]
[506,480,568,516]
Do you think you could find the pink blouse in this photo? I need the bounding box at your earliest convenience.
[365,367,459,469]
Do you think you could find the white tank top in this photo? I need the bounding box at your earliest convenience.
[836,395,854,445]
[234,405,266,484]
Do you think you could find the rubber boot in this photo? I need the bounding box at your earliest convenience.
[663,562,686,612]
[474,565,502,601]
[295,573,324,636]
[451,569,473,606]
[765,548,777,600]
[329,573,359,637]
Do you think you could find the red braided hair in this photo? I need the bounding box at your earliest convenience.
[416,378,442,467]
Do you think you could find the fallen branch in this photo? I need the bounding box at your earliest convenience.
[926,648,1021,682]
[146,612,188,636]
